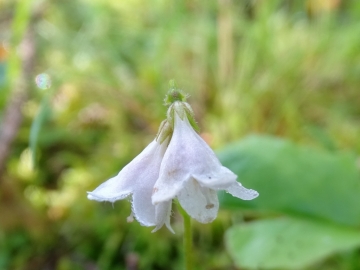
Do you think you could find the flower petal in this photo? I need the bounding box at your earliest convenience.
[87,140,162,202]
[177,178,219,223]
[152,201,174,234]
[192,165,237,190]
[226,182,259,200]
[132,185,156,226]
[152,111,236,204]
[87,173,132,203]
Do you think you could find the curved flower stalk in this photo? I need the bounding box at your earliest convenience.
[152,101,258,223]
[87,123,174,233]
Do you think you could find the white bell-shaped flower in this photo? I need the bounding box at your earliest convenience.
[152,102,258,223]
[87,137,174,233]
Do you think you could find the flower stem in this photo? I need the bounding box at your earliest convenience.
[177,202,193,270]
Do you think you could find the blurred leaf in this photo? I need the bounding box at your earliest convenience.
[29,95,51,165]
[0,62,5,87]
[225,217,360,269]
[218,135,360,226]
[1,0,33,106]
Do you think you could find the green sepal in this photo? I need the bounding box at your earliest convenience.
[167,101,200,133]
[184,106,200,133]
[164,81,188,106]
[156,120,173,144]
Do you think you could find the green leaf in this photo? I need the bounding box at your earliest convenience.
[1,0,33,107]
[29,95,51,165]
[218,135,360,226]
[225,217,360,269]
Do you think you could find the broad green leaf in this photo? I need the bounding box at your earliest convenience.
[225,217,360,269]
[218,135,360,226]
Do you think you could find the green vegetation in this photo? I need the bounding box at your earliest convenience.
[0,0,360,269]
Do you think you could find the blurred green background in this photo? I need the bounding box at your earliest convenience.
[1,0,360,269]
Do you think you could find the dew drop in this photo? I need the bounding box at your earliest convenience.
[35,73,51,90]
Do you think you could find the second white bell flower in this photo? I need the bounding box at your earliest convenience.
[152,101,259,224]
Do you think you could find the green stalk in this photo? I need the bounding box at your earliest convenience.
[177,201,193,270]
[1,0,33,105]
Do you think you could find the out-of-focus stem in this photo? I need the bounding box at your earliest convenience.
[177,202,193,270]
[0,27,35,176]
[217,0,234,86]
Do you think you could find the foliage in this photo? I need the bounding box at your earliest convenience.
[219,135,360,226]
[218,135,360,269]
[226,217,360,269]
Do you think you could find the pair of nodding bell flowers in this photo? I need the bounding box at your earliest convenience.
[87,89,258,233]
